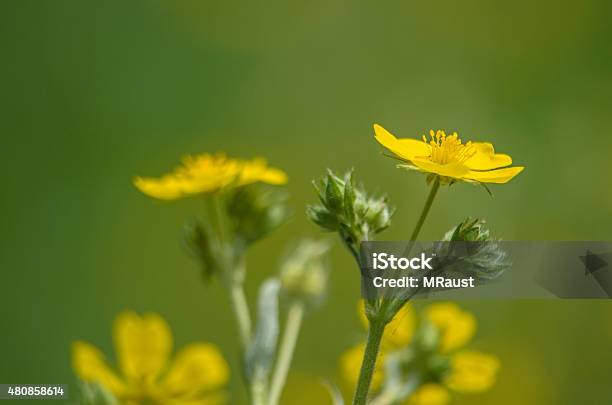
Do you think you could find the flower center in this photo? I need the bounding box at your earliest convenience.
[422,130,476,165]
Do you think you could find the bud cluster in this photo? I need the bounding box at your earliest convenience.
[307,170,393,257]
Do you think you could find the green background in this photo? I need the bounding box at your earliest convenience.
[2,1,612,403]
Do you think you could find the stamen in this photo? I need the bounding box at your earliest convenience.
[425,129,475,165]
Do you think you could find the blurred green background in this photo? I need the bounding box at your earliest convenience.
[2,0,612,403]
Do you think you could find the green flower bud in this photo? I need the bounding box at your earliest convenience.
[308,170,393,255]
[436,218,510,281]
[443,217,490,242]
[279,239,330,304]
[226,184,290,247]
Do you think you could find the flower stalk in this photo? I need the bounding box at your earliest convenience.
[268,301,305,405]
[206,195,253,349]
[352,319,386,405]
[409,177,440,242]
[228,274,252,349]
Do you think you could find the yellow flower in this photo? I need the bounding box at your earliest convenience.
[341,302,499,404]
[341,303,415,391]
[72,311,229,404]
[444,350,500,393]
[373,124,524,184]
[424,303,476,353]
[358,301,415,349]
[406,383,450,405]
[134,153,287,200]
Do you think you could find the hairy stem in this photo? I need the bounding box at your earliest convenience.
[352,320,387,405]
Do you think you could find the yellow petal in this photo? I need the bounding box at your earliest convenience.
[163,343,229,396]
[373,124,430,161]
[465,166,524,184]
[239,158,288,186]
[165,395,227,405]
[410,159,470,179]
[464,142,512,170]
[133,176,187,200]
[444,350,500,393]
[258,167,288,185]
[357,301,415,348]
[425,303,475,353]
[71,341,127,395]
[113,311,173,381]
[339,344,385,392]
[405,383,450,405]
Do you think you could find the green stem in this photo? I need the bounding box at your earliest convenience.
[352,320,387,405]
[206,195,251,348]
[409,177,440,242]
[268,301,305,405]
[228,279,252,348]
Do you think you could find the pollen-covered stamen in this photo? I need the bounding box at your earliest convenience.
[421,129,476,165]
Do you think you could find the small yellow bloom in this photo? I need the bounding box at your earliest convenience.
[72,311,229,404]
[358,301,415,349]
[134,153,287,200]
[425,303,476,353]
[340,302,499,403]
[406,383,450,405]
[373,124,524,184]
[444,350,500,393]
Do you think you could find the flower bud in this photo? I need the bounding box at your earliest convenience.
[436,218,510,281]
[279,239,330,304]
[307,170,394,251]
[443,218,490,242]
[226,184,290,247]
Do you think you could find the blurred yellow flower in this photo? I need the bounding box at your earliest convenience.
[444,350,500,393]
[134,153,287,200]
[424,303,476,353]
[406,383,450,405]
[373,124,524,184]
[341,302,499,405]
[358,301,415,349]
[72,311,229,404]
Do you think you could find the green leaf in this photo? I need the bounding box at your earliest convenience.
[245,278,281,382]
[324,172,344,214]
[343,171,356,224]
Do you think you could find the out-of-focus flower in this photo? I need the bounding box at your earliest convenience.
[424,303,475,353]
[444,350,500,393]
[341,303,414,391]
[72,311,229,404]
[340,302,499,405]
[406,383,450,405]
[373,124,523,185]
[357,301,415,349]
[134,153,287,200]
